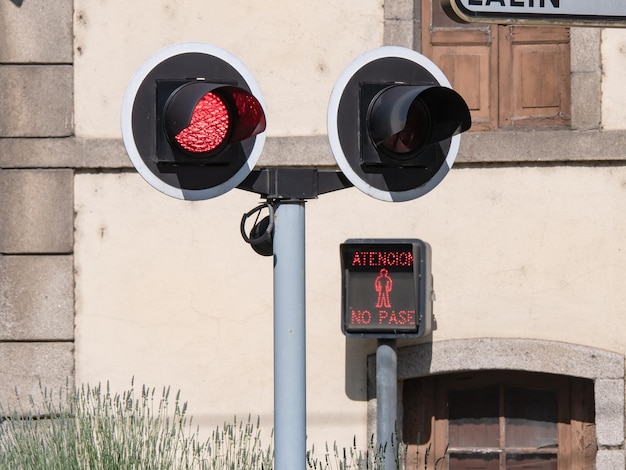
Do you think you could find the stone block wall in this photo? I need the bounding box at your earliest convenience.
[0,0,75,408]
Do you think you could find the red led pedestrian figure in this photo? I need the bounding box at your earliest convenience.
[375,268,393,308]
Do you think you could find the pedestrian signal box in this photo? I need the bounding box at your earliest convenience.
[340,239,433,338]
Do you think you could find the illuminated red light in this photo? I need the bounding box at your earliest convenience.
[350,250,413,267]
[174,92,230,154]
[231,91,267,141]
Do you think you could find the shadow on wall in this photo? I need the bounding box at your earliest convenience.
[345,338,434,401]
[10,0,24,6]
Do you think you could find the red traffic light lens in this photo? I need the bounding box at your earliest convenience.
[163,83,266,159]
[174,92,230,155]
[231,90,267,142]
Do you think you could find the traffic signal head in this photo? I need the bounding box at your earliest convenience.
[328,47,471,202]
[121,43,267,200]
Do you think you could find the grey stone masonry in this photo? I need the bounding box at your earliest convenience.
[0,0,73,63]
[0,138,129,169]
[383,0,417,49]
[0,66,73,137]
[0,255,74,341]
[3,131,626,171]
[0,342,74,411]
[596,450,626,470]
[570,28,602,130]
[595,378,626,447]
[0,0,75,415]
[0,170,74,254]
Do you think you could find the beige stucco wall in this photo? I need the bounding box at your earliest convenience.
[75,164,626,448]
[74,175,368,447]
[73,0,383,138]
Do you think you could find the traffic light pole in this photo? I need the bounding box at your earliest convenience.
[239,169,352,470]
[376,339,398,470]
[273,201,307,470]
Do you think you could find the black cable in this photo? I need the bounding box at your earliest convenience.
[240,203,274,246]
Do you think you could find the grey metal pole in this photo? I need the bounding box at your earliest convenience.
[376,339,398,470]
[273,201,307,470]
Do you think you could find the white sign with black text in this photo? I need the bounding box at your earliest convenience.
[443,0,626,27]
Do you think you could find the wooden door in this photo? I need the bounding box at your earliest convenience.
[499,26,570,128]
[402,371,596,469]
[422,0,570,130]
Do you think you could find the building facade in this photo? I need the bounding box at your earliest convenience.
[1,0,625,468]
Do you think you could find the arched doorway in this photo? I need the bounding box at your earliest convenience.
[367,338,625,469]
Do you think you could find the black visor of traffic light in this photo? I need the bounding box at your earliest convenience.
[368,85,471,161]
[163,82,266,159]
